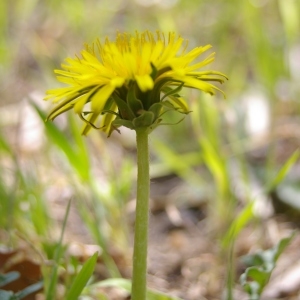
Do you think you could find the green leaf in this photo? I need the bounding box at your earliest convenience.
[87,278,183,300]
[15,281,43,299]
[147,290,183,300]
[0,290,14,300]
[0,272,20,288]
[65,252,98,300]
[240,232,295,298]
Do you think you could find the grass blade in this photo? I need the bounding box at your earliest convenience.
[222,201,254,248]
[65,252,98,300]
[32,103,90,181]
[45,199,71,300]
[266,149,300,192]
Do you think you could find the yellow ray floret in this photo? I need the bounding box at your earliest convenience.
[45,30,227,135]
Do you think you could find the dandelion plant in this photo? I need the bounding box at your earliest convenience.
[44,30,227,300]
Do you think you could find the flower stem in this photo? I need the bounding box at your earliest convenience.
[131,127,150,300]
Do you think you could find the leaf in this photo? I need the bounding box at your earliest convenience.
[0,272,20,287]
[240,232,295,299]
[94,278,131,291]
[15,281,43,299]
[65,252,98,300]
[0,290,14,300]
[88,278,183,300]
[0,281,43,300]
[147,290,183,300]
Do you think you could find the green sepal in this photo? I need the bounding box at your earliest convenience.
[150,100,190,123]
[47,102,75,121]
[147,116,187,133]
[111,118,135,131]
[167,96,190,114]
[158,100,189,115]
[156,116,186,127]
[81,111,101,135]
[160,100,176,109]
[161,82,184,102]
[147,118,162,133]
[133,111,155,128]
[148,103,164,120]
[100,102,118,134]
[102,95,115,112]
[46,85,98,121]
[113,94,135,120]
[150,63,158,80]
[156,66,172,77]
[147,78,171,107]
[127,83,144,117]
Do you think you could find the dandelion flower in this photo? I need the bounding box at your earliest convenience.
[45,30,227,135]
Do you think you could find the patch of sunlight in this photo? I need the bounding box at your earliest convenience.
[243,91,270,138]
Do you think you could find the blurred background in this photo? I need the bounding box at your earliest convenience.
[1,0,300,299]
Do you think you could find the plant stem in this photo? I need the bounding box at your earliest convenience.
[131,127,150,300]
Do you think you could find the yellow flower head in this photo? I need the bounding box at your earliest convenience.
[45,30,227,135]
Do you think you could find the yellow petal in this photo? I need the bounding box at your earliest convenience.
[135,74,154,92]
[111,77,125,88]
[73,86,99,113]
[91,84,115,112]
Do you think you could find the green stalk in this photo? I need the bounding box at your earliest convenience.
[131,127,150,300]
